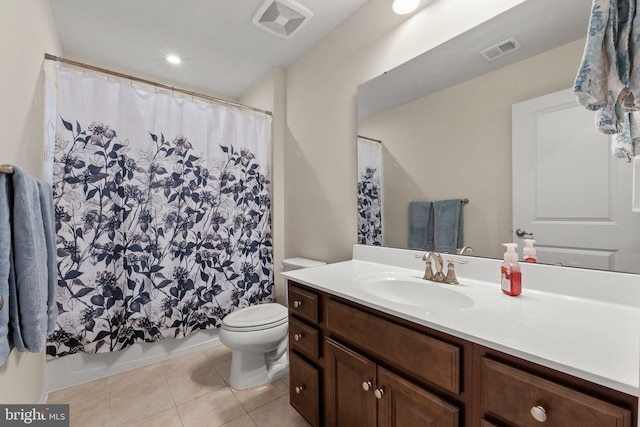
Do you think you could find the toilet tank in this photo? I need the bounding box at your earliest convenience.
[282,257,326,271]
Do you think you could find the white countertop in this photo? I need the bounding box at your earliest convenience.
[282,246,640,397]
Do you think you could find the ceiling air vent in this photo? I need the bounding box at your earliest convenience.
[252,0,313,39]
[479,37,522,61]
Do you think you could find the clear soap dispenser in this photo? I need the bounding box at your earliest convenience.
[501,243,522,296]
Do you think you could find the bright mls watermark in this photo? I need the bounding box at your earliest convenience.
[1,405,69,426]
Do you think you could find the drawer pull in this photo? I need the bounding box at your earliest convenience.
[530,405,547,423]
[294,333,303,341]
[374,388,385,399]
[293,300,302,308]
[362,381,372,392]
[295,385,304,394]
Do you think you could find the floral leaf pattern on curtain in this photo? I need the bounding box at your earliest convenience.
[47,115,273,358]
[357,137,383,246]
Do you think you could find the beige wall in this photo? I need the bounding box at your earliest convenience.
[0,0,544,400]
[0,0,61,403]
[359,39,585,259]
[284,0,526,264]
[239,68,287,302]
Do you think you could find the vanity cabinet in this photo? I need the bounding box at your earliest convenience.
[288,283,323,427]
[286,280,638,427]
[325,298,462,395]
[326,338,459,426]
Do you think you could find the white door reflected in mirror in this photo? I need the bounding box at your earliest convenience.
[512,88,640,273]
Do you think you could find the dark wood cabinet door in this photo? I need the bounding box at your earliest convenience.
[289,351,320,427]
[376,366,459,427]
[325,338,377,427]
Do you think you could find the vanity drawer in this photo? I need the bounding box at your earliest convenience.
[290,351,320,427]
[288,283,319,324]
[326,299,460,394]
[289,316,319,360]
[481,357,632,427]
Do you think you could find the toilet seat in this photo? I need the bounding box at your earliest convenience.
[222,304,288,332]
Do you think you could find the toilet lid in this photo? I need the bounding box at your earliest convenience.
[222,303,288,331]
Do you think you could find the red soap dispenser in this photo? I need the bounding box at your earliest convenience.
[501,243,521,296]
[523,239,537,263]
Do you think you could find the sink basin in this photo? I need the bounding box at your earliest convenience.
[354,272,474,311]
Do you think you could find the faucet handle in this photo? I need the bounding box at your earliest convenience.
[423,260,434,280]
[445,258,468,285]
[418,253,434,280]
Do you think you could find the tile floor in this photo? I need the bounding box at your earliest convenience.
[47,345,310,427]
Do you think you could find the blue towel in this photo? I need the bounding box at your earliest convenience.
[408,201,434,251]
[433,199,464,254]
[574,0,629,134]
[38,181,58,333]
[0,175,11,365]
[9,166,48,353]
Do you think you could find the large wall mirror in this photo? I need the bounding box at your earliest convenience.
[357,0,640,274]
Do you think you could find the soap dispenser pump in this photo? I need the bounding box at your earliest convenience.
[501,243,522,296]
[523,239,537,263]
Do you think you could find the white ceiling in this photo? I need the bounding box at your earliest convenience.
[49,0,368,99]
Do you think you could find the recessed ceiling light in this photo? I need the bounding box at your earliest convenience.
[165,54,182,65]
[392,0,420,15]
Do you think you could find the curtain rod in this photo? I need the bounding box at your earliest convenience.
[357,135,382,143]
[44,53,272,117]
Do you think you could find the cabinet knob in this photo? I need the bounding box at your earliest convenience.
[362,381,372,391]
[530,405,547,422]
[294,333,303,341]
[374,388,384,399]
[295,385,304,394]
[293,300,302,308]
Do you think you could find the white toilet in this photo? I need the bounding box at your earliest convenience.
[219,257,325,390]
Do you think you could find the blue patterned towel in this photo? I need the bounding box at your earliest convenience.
[575,0,636,135]
[611,111,640,158]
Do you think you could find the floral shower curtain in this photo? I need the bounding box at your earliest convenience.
[357,137,383,246]
[46,67,273,358]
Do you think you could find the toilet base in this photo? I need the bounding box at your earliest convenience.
[266,350,289,383]
[228,349,289,390]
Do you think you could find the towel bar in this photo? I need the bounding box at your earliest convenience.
[0,164,13,174]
